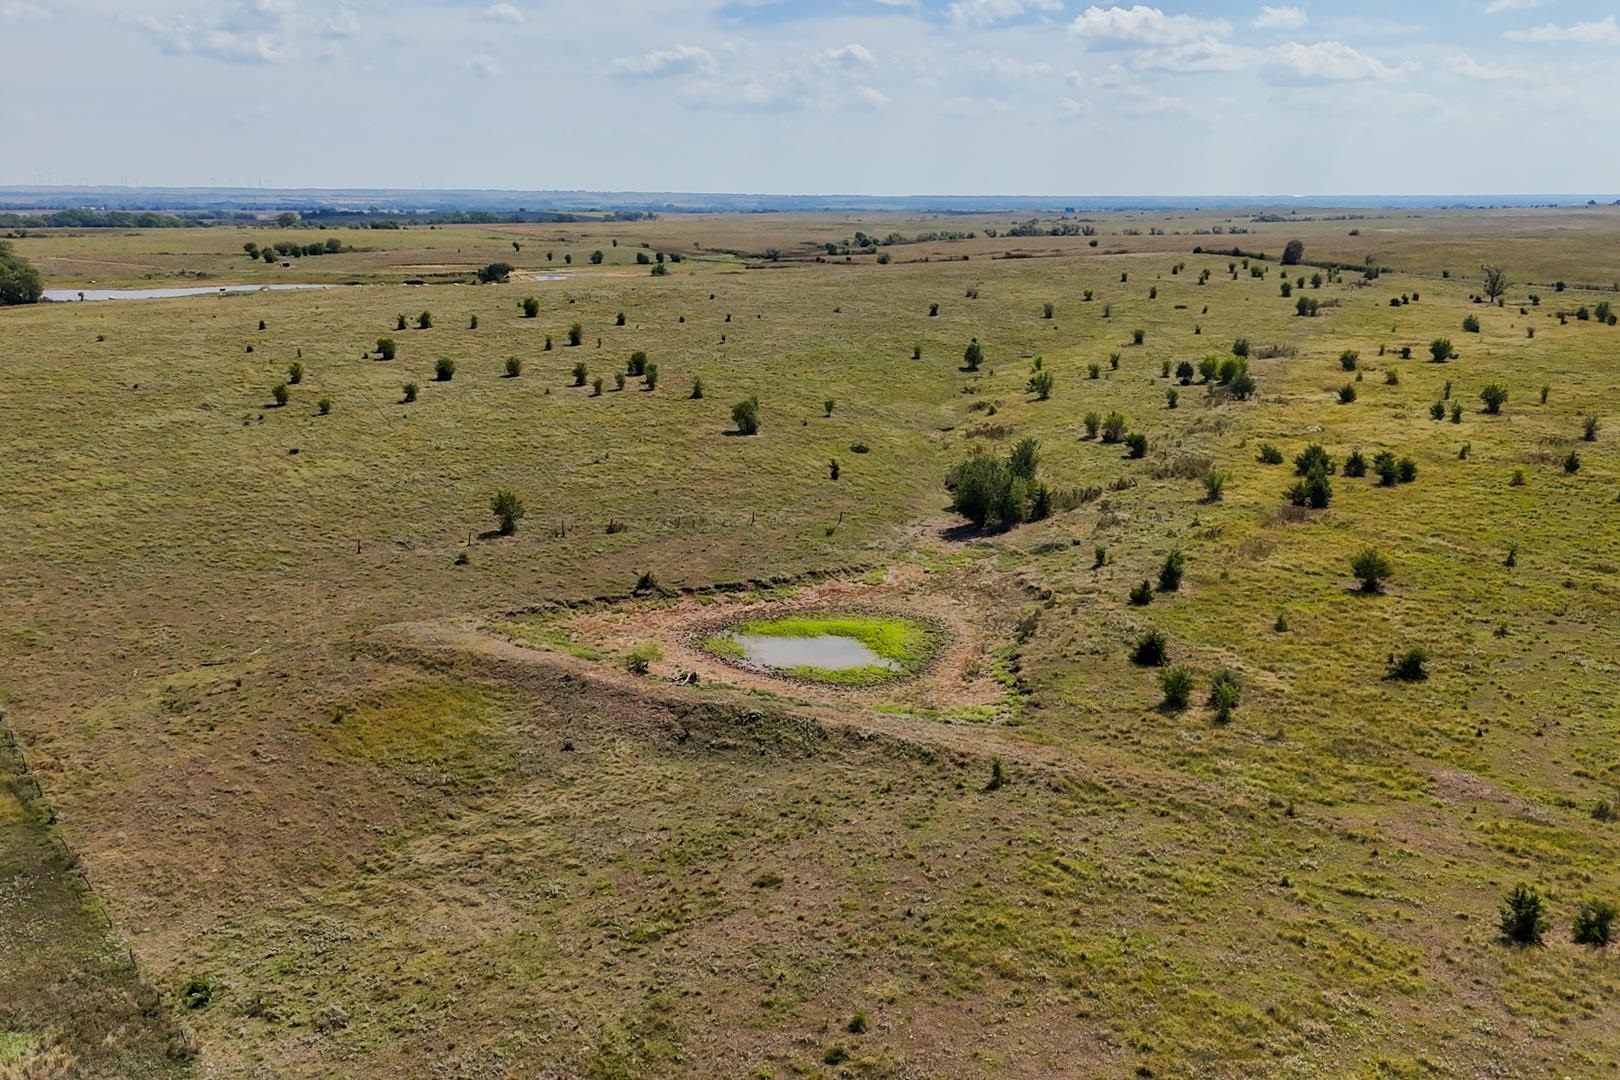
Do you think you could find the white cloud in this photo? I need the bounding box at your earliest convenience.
[852,85,892,110]
[0,1,51,20]
[470,53,504,78]
[824,43,878,69]
[1446,52,1520,80]
[1069,5,1231,46]
[1057,95,1093,118]
[1268,39,1407,81]
[1506,16,1620,44]
[940,95,1014,116]
[948,0,1063,25]
[484,4,525,23]
[126,1,356,65]
[1130,38,1252,71]
[611,43,719,78]
[1252,6,1307,30]
[956,50,1054,80]
[1484,0,1545,12]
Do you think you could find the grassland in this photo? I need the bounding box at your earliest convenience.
[2,206,1620,1077]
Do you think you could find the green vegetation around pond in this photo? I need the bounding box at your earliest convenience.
[703,612,939,685]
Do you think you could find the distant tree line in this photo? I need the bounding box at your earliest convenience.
[0,209,195,229]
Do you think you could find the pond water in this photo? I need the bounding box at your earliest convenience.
[728,633,900,673]
[43,284,337,302]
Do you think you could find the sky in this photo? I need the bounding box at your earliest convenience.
[4,0,1620,196]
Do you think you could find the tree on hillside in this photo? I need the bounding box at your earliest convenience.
[491,489,525,536]
[1482,265,1509,304]
[0,241,43,306]
[1281,239,1305,266]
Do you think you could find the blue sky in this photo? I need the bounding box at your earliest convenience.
[4,0,1620,194]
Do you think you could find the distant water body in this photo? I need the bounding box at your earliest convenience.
[44,275,572,302]
[43,284,335,302]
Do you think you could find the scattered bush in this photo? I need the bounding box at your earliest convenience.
[1351,548,1392,593]
[1388,647,1428,681]
[435,357,455,382]
[1564,450,1582,474]
[1129,580,1153,606]
[271,382,289,407]
[1083,411,1101,440]
[416,311,433,330]
[1339,350,1359,372]
[376,337,397,361]
[1479,383,1507,414]
[1027,370,1054,400]
[505,356,522,377]
[1202,469,1226,501]
[1573,900,1617,947]
[1462,314,1481,334]
[522,296,540,318]
[1429,338,1455,363]
[1125,432,1148,459]
[1339,384,1357,404]
[1158,549,1185,592]
[567,322,584,347]
[1257,443,1284,465]
[1208,669,1241,723]
[1583,414,1600,441]
[1343,449,1367,477]
[491,489,525,535]
[402,381,418,403]
[1160,667,1194,710]
[963,339,984,371]
[1101,412,1128,444]
[317,396,332,415]
[1131,630,1168,667]
[477,262,513,284]
[1294,444,1335,478]
[732,396,761,435]
[1500,883,1547,945]
[1288,469,1332,509]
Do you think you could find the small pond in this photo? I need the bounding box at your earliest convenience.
[727,633,901,673]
